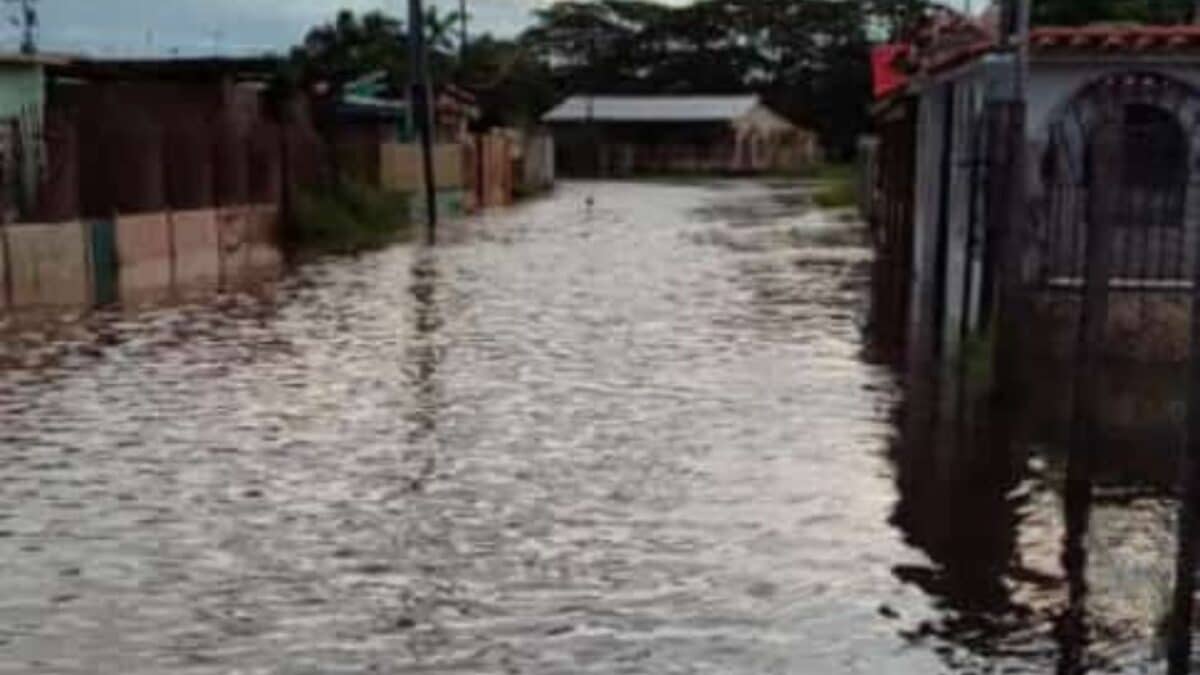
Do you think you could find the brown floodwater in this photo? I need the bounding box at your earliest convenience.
[0,180,1190,673]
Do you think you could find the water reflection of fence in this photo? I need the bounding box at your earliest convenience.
[870,71,1200,670]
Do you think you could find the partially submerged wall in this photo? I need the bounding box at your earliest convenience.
[520,132,555,195]
[381,143,464,193]
[5,221,89,309]
[1028,292,1193,363]
[170,209,221,297]
[116,212,172,306]
[0,205,282,317]
[480,133,514,208]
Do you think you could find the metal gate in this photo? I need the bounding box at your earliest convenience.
[872,97,918,352]
[1035,72,1200,292]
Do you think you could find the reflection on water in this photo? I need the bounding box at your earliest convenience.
[0,180,1195,673]
[888,356,1198,672]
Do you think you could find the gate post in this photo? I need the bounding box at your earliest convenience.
[987,99,1029,400]
[1170,119,1200,675]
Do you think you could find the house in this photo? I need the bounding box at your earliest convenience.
[542,94,820,176]
[871,11,1200,363]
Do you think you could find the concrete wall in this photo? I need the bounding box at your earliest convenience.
[170,209,220,297]
[4,221,90,308]
[1026,60,1200,142]
[0,63,45,216]
[217,206,253,289]
[381,143,465,192]
[1029,292,1194,363]
[480,133,514,208]
[0,204,282,316]
[115,212,172,306]
[247,204,284,279]
[521,132,556,195]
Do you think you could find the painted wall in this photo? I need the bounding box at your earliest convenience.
[0,206,282,317]
[1026,59,1200,141]
[0,63,44,217]
[0,63,43,118]
[381,143,465,192]
[520,132,556,195]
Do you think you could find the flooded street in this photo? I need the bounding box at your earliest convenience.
[0,180,1186,673]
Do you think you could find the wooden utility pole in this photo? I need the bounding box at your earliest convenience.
[459,0,468,64]
[11,0,35,54]
[409,0,439,244]
[990,0,1030,399]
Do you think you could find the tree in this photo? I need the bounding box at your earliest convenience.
[456,35,556,128]
[518,0,886,158]
[290,10,410,93]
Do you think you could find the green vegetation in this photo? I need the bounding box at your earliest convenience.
[287,2,930,160]
[811,163,858,210]
[285,1,1200,161]
[290,181,414,254]
[961,328,995,390]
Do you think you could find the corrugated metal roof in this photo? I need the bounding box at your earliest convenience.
[542,95,761,123]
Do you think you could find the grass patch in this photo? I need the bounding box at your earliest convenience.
[813,180,858,209]
[960,327,995,390]
[291,181,414,254]
[808,163,859,210]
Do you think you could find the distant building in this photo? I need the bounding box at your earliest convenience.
[542,94,820,176]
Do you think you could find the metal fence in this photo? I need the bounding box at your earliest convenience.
[1033,72,1200,292]
[0,83,329,226]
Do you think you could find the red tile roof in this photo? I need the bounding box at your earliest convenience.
[1031,26,1200,53]
[874,22,1200,101]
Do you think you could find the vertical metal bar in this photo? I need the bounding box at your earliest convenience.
[1057,115,1121,675]
[933,84,956,360]
[1168,123,1200,675]
[961,98,981,344]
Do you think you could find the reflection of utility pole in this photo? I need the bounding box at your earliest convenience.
[990,0,1029,398]
[409,0,438,243]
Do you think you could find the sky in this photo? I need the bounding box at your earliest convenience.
[20,0,965,58]
[20,1,558,57]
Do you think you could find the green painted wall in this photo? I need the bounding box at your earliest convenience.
[0,63,43,118]
[0,63,44,217]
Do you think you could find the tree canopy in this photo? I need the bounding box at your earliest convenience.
[284,2,925,155]
[288,0,1200,159]
[519,0,912,158]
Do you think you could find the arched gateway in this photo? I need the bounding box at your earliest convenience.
[1036,72,1200,288]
